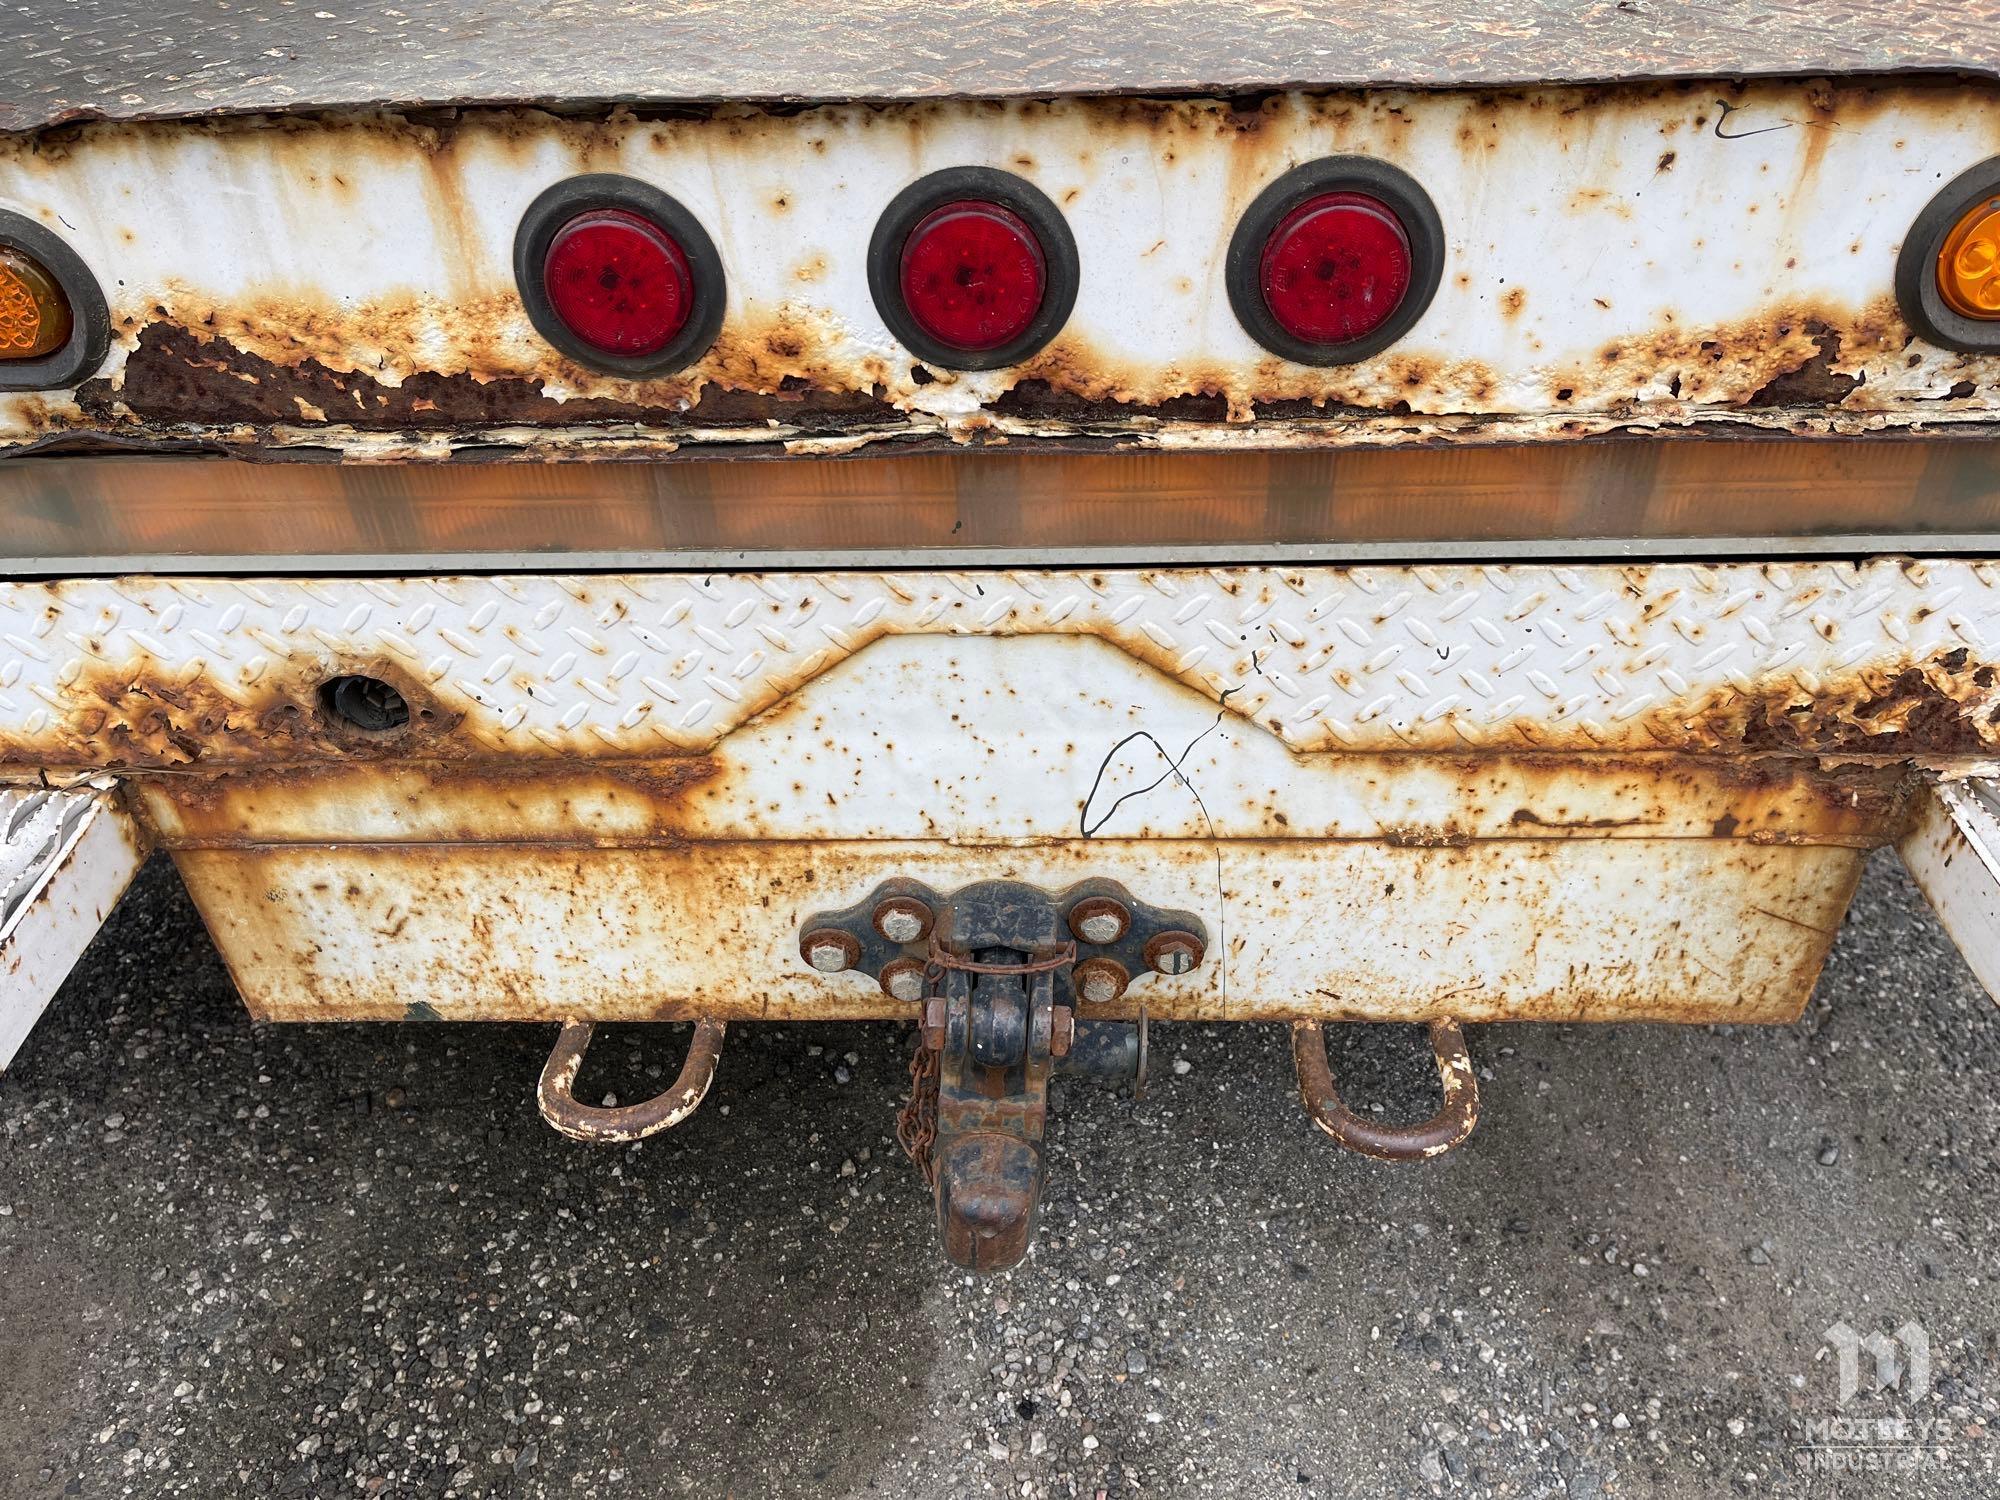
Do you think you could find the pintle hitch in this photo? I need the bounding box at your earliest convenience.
[800,878,1206,1271]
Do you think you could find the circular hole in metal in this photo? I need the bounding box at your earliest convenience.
[321,675,411,733]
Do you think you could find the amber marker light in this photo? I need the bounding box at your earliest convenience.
[1898,159,2000,351]
[1937,196,2000,319]
[0,245,73,360]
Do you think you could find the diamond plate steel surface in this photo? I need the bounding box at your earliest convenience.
[2,0,1992,134]
[4,560,1999,767]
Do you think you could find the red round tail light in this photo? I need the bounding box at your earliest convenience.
[1226,158,1443,366]
[1258,193,1412,345]
[899,201,1047,352]
[868,168,1080,371]
[542,208,692,358]
[515,176,725,375]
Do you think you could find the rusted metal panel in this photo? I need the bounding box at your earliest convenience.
[0,782,146,1068]
[3,81,2000,458]
[11,441,2000,571]
[1899,776,2000,1004]
[166,837,1863,1025]
[121,630,1905,1027]
[2,561,1957,1028]
[4,561,2000,769]
[130,748,1909,849]
[2,0,1995,135]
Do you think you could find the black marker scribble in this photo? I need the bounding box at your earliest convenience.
[1077,687,1237,1011]
[1714,100,1794,141]
[1078,686,1238,839]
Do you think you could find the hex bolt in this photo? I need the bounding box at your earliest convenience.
[1050,1005,1075,1058]
[1077,913,1122,944]
[1068,897,1131,946]
[1073,957,1129,1006]
[1146,931,1203,976]
[801,928,859,973]
[873,896,933,945]
[881,959,927,1004]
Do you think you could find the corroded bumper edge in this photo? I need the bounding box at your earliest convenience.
[0,783,147,1070]
[1900,778,2000,1006]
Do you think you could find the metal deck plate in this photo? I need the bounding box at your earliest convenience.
[0,0,1992,134]
[3,560,1999,766]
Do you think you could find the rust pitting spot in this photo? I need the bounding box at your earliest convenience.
[41,653,465,768]
[85,321,901,436]
[1744,324,1862,408]
[1507,809,1643,830]
[1382,826,1474,848]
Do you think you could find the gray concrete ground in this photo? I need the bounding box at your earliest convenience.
[0,851,1995,1499]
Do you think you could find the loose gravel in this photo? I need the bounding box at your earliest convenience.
[1,851,1995,1498]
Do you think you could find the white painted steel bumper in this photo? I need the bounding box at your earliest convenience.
[0,783,146,1069]
[1900,779,2000,1005]
[2,559,1995,1032]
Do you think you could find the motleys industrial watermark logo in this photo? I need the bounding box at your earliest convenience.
[1794,1319,1989,1477]
[1823,1321,1930,1408]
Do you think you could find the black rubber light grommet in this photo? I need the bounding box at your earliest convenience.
[0,211,110,392]
[513,174,726,377]
[1224,156,1445,367]
[867,166,1080,372]
[1896,155,2000,354]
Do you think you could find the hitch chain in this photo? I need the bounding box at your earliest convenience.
[897,940,1079,1187]
[896,1026,942,1188]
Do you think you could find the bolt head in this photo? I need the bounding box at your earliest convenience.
[1077,912,1123,944]
[873,897,933,945]
[807,942,850,973]
[1072,958,1128,1007]
[885,968,925,1003]
[1155,942,1196,976]
[1068,898,1131,946]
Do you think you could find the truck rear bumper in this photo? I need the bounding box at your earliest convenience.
[4,557,1995,1029]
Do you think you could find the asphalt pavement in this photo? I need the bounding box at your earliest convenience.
[1,851,1996,1499]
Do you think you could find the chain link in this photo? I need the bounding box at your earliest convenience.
[896,944,1071,1191]
[927,940,1075,975]
[895,1024,940,1189]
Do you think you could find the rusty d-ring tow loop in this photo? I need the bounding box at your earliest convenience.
[537,1018,726,1144]
[1291,1019,1479,1161]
